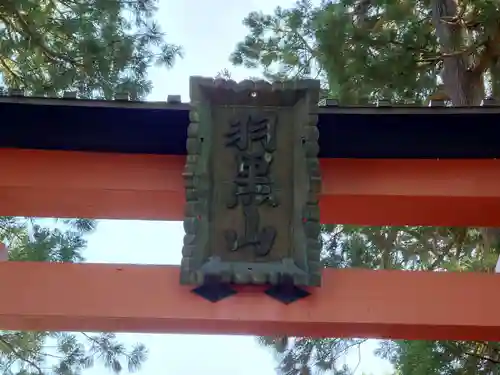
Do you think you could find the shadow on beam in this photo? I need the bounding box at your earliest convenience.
[2,99,500,158]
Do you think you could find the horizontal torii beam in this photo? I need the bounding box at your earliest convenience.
[1,261,499,341]
[2,148,500,226]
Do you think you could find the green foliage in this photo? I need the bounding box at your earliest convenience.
[230,1,323,82]
[259,336,366,375]
[231,0,500,105]
[257,226,500,374]
[0,0,177,371]
[377,340,500,374]
[0,0,182,99]
[232,0,500,373]
[0,218,147,375]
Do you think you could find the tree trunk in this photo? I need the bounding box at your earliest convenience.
[0,243,7,261]
[431,0,485,105]
[491,58,500,98]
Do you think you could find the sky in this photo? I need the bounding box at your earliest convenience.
[83,1,394,374]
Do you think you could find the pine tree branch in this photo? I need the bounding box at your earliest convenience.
[462,349,500,364]
[0,57,21,84]
[418,39,486,63]
[0,336,43,375]
[470,25,500,77]
[11,7,81,66]
[0,5,82,68]
[81,332,137,363]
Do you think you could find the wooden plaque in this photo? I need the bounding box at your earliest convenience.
[181,77,322,287]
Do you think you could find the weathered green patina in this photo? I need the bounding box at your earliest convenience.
[181,76,322,288]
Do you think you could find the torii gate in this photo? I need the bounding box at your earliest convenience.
[1,78,500,342]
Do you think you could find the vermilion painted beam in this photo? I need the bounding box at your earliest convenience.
[1,262,499,341]
[2,148,500,226]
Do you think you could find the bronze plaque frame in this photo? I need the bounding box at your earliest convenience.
[181,77,322,287]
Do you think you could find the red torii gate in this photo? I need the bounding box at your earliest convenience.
[1,87,500,341]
